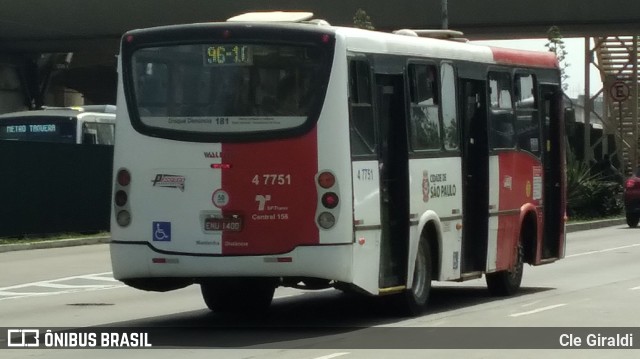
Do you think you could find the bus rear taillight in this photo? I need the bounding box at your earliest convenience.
[116,210,131,227]
[321,192,339,208]
[114,190,128,206]
[114,168,131,227]
[315,170,340,230]
[117,169,131,186]
[318,171,335,189]
[317,212,336,229]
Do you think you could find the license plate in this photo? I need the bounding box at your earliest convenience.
[204,216,242,232]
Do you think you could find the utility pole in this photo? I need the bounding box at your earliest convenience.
[441,0,448,29]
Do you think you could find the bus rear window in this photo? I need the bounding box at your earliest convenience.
[130,43,328,135]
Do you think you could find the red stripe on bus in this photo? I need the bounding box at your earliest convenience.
[220,128,320,255]
[495,152,542,270]
[490,47,559,69]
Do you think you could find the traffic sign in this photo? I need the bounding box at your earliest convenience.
[609,80,630,102]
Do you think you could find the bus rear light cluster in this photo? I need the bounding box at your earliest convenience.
[114,168,132,227]
[117,169,131,186]
[317,171,336,189]
[317,212,336,229]
[316,171,340,230]
[114,190,128,207]
[321,192,339,208]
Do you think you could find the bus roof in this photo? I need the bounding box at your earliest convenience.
[220,12,558,69]
[333,26,558,69]
[122,19,559,70]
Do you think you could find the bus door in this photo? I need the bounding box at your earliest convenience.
[540,84,565,259]
[460,79,489,273]
[376,73,410,288]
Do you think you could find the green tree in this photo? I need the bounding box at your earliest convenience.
[545,26,570,91]
[353,9,374,30]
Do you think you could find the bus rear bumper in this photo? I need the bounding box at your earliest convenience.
[110,241,358,289]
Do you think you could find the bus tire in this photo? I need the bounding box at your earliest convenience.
[200,278,276,313]
[400,240,432,315]
[625,213,639,228]
[486,242,524,296]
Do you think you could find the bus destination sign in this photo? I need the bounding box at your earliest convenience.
[204,45,252,65]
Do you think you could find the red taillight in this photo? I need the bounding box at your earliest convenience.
[626,179,638,189]
[318,172,335,189]
[115,190,128,207]
[322,192,339,209]
[117,169,131,186]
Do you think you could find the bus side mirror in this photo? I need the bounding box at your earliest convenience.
[564,107,575,136]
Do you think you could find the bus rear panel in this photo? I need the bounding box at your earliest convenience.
[110,23,357,291]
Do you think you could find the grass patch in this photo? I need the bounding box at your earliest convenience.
[566,214,623,224]
[0,232,109,245]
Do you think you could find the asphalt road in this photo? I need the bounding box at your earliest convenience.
[0,223,639,358]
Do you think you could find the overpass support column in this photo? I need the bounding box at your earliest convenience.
[16,53,72,109]
[17,56,44,109]
[583,37,593,164]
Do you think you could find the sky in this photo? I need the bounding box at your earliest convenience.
[472,38,603,98]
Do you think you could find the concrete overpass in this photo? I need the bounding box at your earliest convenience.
[2,0,640,54]
[1,0,639,170]
[1,0,639,105]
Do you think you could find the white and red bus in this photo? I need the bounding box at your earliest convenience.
[110,12,566,315]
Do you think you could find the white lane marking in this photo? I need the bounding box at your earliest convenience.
[521,300,541,308]
[631,286,640,290]
[509,303,567,317]
[312,353,350,359]
[0,271,115,291]
[0,286,122,301]
[35,283,115,289]
[0,272,124,301]
[566,244,640,258]
[0,291,52,296]
[83,276,119,282]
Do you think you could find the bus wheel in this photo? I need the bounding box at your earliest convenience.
[400,240,432,315]
[486,243,524,296]
[200,278,276,313]
[625,213,639,228]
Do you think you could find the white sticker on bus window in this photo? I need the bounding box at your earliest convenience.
[530,138,539,152]
[141,116,306,133]
[533,166,542,200]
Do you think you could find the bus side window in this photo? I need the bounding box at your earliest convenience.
[514,73,540,155]
[349,59,376,156]
[82,129,98,144]
[488,72,515,149]
[440,63,458,151]
[408,63,441,151]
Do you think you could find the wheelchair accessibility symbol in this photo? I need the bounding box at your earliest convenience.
[152,221,171,241]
